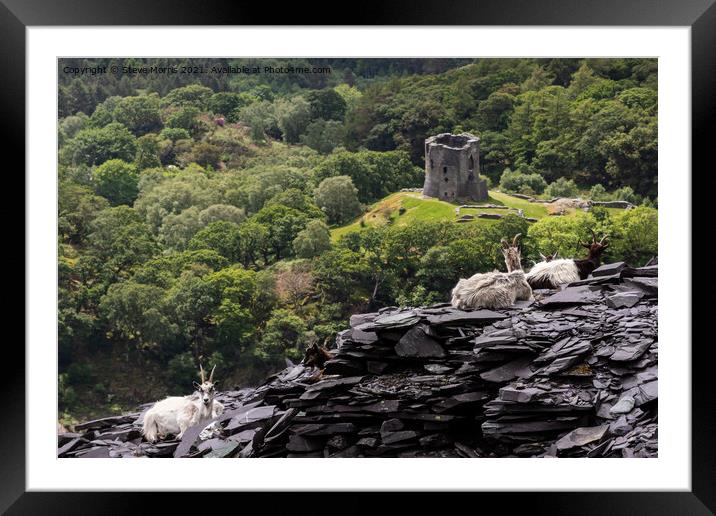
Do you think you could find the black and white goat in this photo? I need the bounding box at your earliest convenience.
[451,234,533,310]
[142,364,224,443]
[526,230,609,289]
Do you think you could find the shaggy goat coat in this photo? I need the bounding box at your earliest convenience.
[142,393,224,443]
[451,270,533,310]
[525,258,581,290]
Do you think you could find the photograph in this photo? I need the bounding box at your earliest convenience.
[55,56,659,459]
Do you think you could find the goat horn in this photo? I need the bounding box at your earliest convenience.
[539,252,547,260]
[209,364,216,383]
[599,234,608,244]
[512,233,522,246]
[199,364,205,384]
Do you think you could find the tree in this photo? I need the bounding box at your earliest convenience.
[58,181,109,244]
[88,206,159,276]
[188,221,242,262]
[99,281,176,352]
[59,113,89,143]
[165,271,218,357]
[162,84,213,109]
[205,266,276,350]
[113,94,163,135]
[300,119,345,154]
[62,122,137,167]
[237,101,278,142]
[274,96,312,144]
[180,142,222,169]
[207,91,253,118]
[256,309,308,363]
[238,221,271,266]
[293,219,332,258]
[313,248,371,305]
[313,150,422,204]
[608,206,657,265]
[92,159,140,205]
[306,89,347,120]
[165,106,203,136]
[265,189,325,220]
[135,134,162,170]
[527,213,599,259]
[198,204,246,226]
[59,78,96,117]
[134,169,217,231]
[567,62,599,98]
[160,206,203,251]
[314,176,361,225]
[252,204,310,260]
[476,91,515,131]
[334,84,362,111]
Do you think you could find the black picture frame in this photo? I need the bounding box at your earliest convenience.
[5,0,711,513]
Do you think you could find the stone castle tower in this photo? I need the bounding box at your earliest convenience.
[422,133,487,202]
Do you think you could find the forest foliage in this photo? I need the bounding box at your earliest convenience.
[58,58,658,420]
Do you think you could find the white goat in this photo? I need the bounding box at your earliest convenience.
[451,270,533,310]
[525,258,580,289]
[142,364,224,443]
[526,231,609,289]
[450,234,533,310]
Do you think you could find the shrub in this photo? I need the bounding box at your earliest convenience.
[611,186,642,205]
[499,168,547,195]
[160,127,191,142]
[545,177,579,198]
[589,184,608,201]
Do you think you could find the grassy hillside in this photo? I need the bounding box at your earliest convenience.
[330,190,629,242]
[331,190,551,241]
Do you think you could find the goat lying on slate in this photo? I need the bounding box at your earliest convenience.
[451,234,533,310]
[526,230,609,290]
[142,364,224,443]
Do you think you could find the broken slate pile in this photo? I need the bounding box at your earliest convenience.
[59,262,658,459]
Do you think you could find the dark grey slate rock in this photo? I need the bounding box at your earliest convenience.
[555,425,609,451]
[480,356,534,383]
[542,286,602,306]
[610,395,635,415]
[424,309,507,326]
[395,325,445,358]
[380,419,405,435]
[382,430,418,444]
[609,340,652,362]
[592,262,626,277]
[606,291,643,308]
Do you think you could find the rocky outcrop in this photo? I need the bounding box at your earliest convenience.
[59,262,658,459]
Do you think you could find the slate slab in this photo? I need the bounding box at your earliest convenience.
[395,325,445,358]
[555,425,609,451]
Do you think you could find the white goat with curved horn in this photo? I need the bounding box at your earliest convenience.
[142,364,224,443]
[451,233,533,310]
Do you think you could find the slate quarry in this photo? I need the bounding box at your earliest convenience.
[59,262,658,459]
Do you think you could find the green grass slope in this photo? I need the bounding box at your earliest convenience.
[331,191,554,241]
